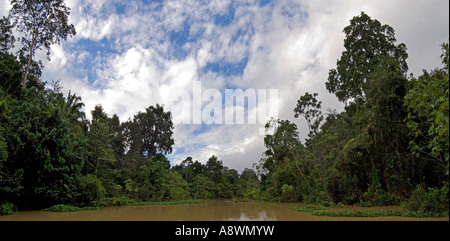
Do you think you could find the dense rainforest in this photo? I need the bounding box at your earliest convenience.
[0,1,448,216]
[255,13,449,213]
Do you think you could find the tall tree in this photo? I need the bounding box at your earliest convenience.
[91,105,108,124]
[326,12,408,103]
[364,57,411,195]
[206,155,224,183]
[181,156,194,182]
[259,118,311,192]
[63,90,86,125]
[294,92,324,139]
[294,92,327,190]
[134,104,174,156]
[86,106,115,176]
[261,119,301,173]
[9,0,76,88]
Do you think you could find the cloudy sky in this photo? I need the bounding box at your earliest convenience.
[1,0,448,171]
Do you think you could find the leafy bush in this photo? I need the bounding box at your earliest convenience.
[158,171,190,201]
[77,174,106,207]
[258,186,278,202]
[310,210,448,218]
[244,179,261,200]
[402,184,449,213]
[293,205,326,212]
[360,182,401,207]
[0,202,17,215]
[327,168,361,204]
[43,204,98,212]
[280,184,297,202]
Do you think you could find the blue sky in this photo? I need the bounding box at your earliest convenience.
[1,0,448,171]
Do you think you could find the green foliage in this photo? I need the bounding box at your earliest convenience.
[360,184,400,207]
[206,155,224,183]
[402,184,449,213]
[1,9,447,219]
[243,178,261,200]
[256,12,448,215]
[1,87,87,209]
[259,119,304,182]
[326,12,408,103]
[43,204,98,212]
[294,204,447,218]
[191,175,215,199]
[405,43,449,184]
[293,205,327,213]
[0,201,17,215]
[363,57,411,195]
[294,92,323,138]
[86,118,116,176]
[62,90,87,128]
[157,171,190,201]
[1,0,260,213]
[0,53,23,97]
[0,16,16,53]
[9,0,76,88]
[327,168,361,205]
[322,12,414,202]
[134,104,174,156]
[309,210,447,218]
[280,184,297,202]
[77,174,106,207]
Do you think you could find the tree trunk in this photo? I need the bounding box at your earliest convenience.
[22,30,36,89]
[22,50,32,88]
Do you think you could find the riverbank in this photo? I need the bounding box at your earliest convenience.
[39,199,201,212]
[292,203,449,220]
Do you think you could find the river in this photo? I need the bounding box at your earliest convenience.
[0,200,447,221]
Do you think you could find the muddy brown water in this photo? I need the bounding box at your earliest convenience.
[0,200,447,221]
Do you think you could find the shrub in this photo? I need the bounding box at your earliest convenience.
[293,205,326,213]
[360,183,400,207]
[77,174,106,206]
[259,186,278,202]
[243,179,260,200]
[402,184,449,213]
[327,169,361,204]
[43,204,98,212]
[280,184,297,202]
[0,202,17,215]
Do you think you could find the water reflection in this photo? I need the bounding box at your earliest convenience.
[0,200,309,221]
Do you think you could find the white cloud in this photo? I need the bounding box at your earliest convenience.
[34,0,449,171]
[45,45,68,71]
[0,0,10,17]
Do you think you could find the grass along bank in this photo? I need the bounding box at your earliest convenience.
[43,199,202,213]
[293,204,449,218]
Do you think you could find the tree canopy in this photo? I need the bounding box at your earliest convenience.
[326,12,408,104]
[9,0,76,88]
